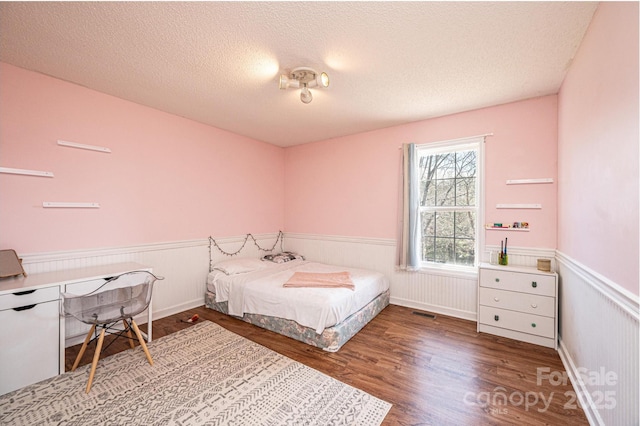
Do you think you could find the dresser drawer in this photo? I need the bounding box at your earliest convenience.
[0,286,59,311]
[479,306,555,339]
[479,287,555,317]
[480,269,555,297]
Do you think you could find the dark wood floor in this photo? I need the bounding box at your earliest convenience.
[66,305,588,425]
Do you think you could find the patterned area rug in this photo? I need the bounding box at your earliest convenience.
[0,321,391,425]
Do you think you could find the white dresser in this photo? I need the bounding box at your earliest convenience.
[477,263,558,349]
[0,262,152,395]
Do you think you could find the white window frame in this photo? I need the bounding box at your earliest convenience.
[415,136,485,277]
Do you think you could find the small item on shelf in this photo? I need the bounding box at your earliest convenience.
[537,259,551,272]
[486,223,511,229]
[499,238,508,265]
[486,222,532,230]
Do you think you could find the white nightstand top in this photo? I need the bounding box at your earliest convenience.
[479,262,556,276]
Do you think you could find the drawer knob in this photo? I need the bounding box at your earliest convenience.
[493,297,500,302]
[531,323,537,328]
[494,315,500,321]
[531,304,538,308]
[531,281,538,288]
[495,278,500,282]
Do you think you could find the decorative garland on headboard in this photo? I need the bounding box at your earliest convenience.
[208,231,284,271]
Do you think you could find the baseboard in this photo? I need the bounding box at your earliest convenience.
[64,299,205,348]
[153,299,205,321]
[390,297,476,322]
[558,337,603,426]
[64,311,151,347]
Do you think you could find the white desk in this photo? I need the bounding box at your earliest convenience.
[0,262,152,395]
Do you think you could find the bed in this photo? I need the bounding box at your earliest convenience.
[204,255,390,352]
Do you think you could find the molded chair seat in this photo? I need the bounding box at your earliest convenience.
[62,270,163,393]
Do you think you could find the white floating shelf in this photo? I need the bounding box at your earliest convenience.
[485,226,530,232]
[43,202,100,209]
[57,140,111,153]
[506,178,554,185]
[0,167,54,178]
[496,203,542,209]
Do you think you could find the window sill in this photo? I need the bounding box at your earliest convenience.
[416,263,478,280]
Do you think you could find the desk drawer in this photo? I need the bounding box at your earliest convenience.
[64,278,108,295]
[478,306,555,339]
[0,286,59,311]
[63,279,108,340]
[479,287,555,317]
[480,269,555,297]
[0,298,60,394]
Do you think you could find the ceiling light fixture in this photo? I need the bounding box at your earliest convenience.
[279,67,329,104]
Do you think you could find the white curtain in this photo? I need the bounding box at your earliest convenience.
[397,143,421,271]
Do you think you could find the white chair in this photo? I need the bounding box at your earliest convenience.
[62,270,163,393]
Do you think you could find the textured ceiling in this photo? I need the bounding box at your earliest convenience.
[0,2,597,147]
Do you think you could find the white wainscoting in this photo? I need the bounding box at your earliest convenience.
[19,233,282,347]
[483,245,556,270]
[284,233,553,322]
[18,232,636,424]
[17,233,550,331]
[555,251,639,426]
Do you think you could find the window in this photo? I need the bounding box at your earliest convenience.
[416,139,482,269]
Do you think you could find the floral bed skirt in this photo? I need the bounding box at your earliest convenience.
[204,289,390,352]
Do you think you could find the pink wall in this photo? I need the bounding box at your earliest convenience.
[285,95,558,249]
[557,3,639,294]
[0,63,285,253]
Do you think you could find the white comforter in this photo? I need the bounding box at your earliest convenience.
[207,260,390,334]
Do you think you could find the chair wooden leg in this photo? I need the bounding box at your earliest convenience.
[123,319,135,349]
[130,319,153,366]
[71,324,96,372]
[86,327,106,393]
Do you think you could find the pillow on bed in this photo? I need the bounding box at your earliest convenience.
[212,258,266,275]
[261,251,305,263]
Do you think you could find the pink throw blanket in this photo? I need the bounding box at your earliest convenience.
[283,271,355,291]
